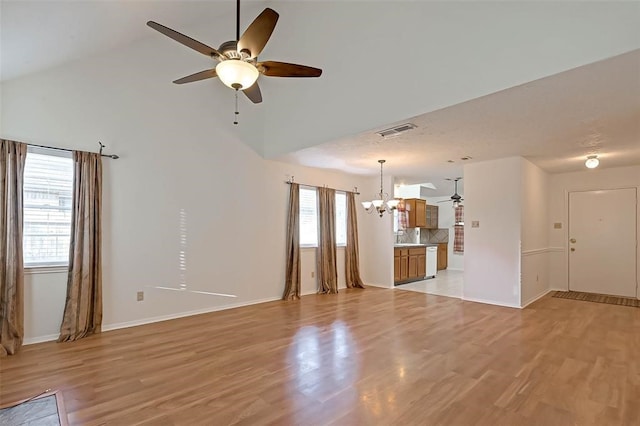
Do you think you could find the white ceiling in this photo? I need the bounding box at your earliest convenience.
[1,1,639,198]
[280,49,640,195]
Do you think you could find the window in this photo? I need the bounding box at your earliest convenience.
[299,187,348,247]
[335,192,346,246]
[300,187,318,246]
[23,147,74,266]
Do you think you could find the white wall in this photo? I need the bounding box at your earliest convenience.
[425,196,464,271]
[360,174,395,288]
[463,157,522,308]
[262,1,640,157]
[520,159,550,306]
[1,32,382,343]
[548,165,640,291]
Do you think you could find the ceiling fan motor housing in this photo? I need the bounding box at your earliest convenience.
[218,41,244,60]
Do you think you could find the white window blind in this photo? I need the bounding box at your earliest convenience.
[299,187,318,246]
[299,187,347,247]
[23,147,74,266]
[335,192,347,246]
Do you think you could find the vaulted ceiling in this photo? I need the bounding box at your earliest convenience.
[2,1,639,190]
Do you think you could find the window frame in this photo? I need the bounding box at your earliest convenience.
[23,146,74,269]
[298,186,348,248]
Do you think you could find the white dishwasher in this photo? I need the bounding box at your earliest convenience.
[426,246,438,278]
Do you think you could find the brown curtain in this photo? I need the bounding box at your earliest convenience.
[0,140,27,356]
[283,183,301,300]
[317,187,338,294]
[345,192,365,289]
[58,151,103,342]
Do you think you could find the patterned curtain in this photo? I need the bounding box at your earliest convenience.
[454,205,464,253]
[345,192,365,288]
[283,183,301,300]
[317,187,338,294]
[0,140,27,356]
[58,151,103,342]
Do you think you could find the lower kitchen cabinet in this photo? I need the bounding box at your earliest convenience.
[394,246,426,284]
[437,243,448,270]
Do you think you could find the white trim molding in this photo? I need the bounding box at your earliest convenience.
[462,296,521,309]
[24,296,283,345]
[521,289,554,308]
[23,333,60,345]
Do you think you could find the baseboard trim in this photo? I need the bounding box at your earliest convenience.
[521,289,553,308]
[24,296,283,345]
[102,296,282,333]
[462,296,520,309]
[23,333,59,345]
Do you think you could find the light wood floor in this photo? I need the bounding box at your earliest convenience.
[1,288,639,425]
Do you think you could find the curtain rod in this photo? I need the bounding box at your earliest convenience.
[285,179,360,195]
[27,141,119,159]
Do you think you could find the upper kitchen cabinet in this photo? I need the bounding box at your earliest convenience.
[405,198,427,228]
[425,205,439,229]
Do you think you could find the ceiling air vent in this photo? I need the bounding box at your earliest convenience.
[376,123,417,138]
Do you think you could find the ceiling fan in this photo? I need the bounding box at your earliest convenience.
[146,0,322,105]
[438,178,464,206]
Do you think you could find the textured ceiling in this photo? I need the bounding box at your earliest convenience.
[280,50,640,195]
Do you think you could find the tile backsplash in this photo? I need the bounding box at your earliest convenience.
[420,228,450,244]
[396,228,420,244]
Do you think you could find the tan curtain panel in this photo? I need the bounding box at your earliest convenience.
[283,183,301,300]
[345,192,365,289]
[0,140,27,356]
[58,151,103,342]
[317,187,338,294]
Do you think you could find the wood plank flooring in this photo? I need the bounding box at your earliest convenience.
[1,288,639,425]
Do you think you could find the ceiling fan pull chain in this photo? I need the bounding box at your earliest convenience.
[234,89,239,125]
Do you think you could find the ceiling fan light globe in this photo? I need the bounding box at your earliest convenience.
[216,60,259,90]
[585,156,599,169]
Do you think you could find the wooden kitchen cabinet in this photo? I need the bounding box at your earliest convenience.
[394,246,426,284]
[425,205,439,229]
[405,198,427,228]
[417,253,426,276]
[437,243,448,270]
[394,253,400,282]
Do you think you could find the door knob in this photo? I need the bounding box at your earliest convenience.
[570,238,576,243]
[570,248,576,252]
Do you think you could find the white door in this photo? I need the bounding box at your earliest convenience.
[568,188,637,298]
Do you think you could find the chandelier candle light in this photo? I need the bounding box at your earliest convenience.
[362,160,399,217]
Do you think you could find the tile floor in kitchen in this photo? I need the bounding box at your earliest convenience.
[395,269,463,299]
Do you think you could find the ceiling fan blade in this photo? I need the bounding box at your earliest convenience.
[243,82,263,104]
[173,69,218,84]
[258,61,322,77]
[437,200,452,203]
[237,8,279,59]
[147,21,222,58]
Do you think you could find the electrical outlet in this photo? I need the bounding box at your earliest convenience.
[137,291,144,302]
[554,222,562,229]
[472,221,480,228]
[311,271,315,278]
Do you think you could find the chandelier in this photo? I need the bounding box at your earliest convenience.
[362,159,399,217]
